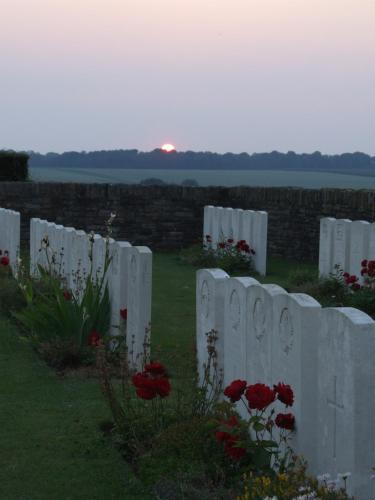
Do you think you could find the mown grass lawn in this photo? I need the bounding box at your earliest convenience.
[0,251,314,499]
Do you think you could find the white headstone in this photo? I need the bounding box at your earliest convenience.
[0,208,20,274]
[272,292,321,469]
[251,211,268,276]
[317,307,375,499]
[246,283,287,386]
[240,209,255,247]
[223,277,260,386]
[196,268,229,385]
[349,220,370,278]
[203,206,215,246]
[332,219,351,274]
[126,246,152,370]
[319,217,336,277]
[232,209,244,242]
[220,208,234,242]
[108,240,132,336]
[211,206,224,246]
[367,222,375,261]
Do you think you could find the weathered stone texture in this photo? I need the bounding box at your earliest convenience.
[1,182,374,261]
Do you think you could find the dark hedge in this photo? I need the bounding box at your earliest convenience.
[0,151,29,181]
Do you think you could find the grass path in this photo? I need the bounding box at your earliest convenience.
[0,318,150,500]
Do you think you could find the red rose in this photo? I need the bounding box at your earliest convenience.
[215,415,239,444]
[88,330,101,346]
[224,379,247,403]
[274,382,294,407]
[343,272,350,278]
[227,238,234,244]
[120,308,128,320]
[361,259,368,267]
[132,365,171,400]
[136,386,157,400]
[63,290,72,301]
[224,436,246,460]
[361,268,368,276]
[275,413,295,430]
[144,361,167,376]
[368,260,375,269]
[154,377,171,397]
[132,372,157,400]
[218,242,225,249]
[352,283,361,291]
[0,255,9,266]
[245,383,275,410]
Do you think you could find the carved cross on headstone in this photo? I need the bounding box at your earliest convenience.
[327,375,344,459]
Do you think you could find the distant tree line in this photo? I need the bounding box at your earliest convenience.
[29,149,375,173]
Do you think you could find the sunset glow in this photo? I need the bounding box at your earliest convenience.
[161,144,176,153]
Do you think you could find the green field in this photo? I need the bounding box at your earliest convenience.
[30,167,375,189]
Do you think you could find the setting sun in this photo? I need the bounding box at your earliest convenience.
[161,143,176,153]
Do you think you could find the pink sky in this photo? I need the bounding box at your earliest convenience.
[1,0,374,153]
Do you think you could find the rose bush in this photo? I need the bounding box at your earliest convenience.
[217,379,296,472]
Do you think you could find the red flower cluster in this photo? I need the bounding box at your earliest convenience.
[274,382,294,407]
[215,415,246,460]
[224,379,247,402]
[224,380,294,410]
[275,413,295,430]
[88,330,101,346]
[235,240,255,255]
[361,260,375,281]
[132,361,171,400]
[120,308,127,320]
[343,272,361,291]
[245,383,276,410]
[0,250,9,266]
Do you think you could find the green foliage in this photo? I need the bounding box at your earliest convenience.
[15,254,111,369]
[238,462,351,499]
[0,150,29,181]
[181,242,254,275]
[345,287,375,317]
[287,267,318,287]
[0,265,26,318]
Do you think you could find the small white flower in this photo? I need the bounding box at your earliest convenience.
[317,473,331,483]
[326,479,340,491]
[337,472,351,480]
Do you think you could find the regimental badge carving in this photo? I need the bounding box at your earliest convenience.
[200,280,210,320]
[336,223,344,241]
[229,289,240,332]
[253,298,266,342]
[279,307,294,355]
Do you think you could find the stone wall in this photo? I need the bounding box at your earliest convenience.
[1,182,375,262]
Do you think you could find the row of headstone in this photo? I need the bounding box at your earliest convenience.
[0,207,20,273]
[319,217,375,279]
[196,268,375,499]
[30,218,152,368]
[203,206,268,275]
